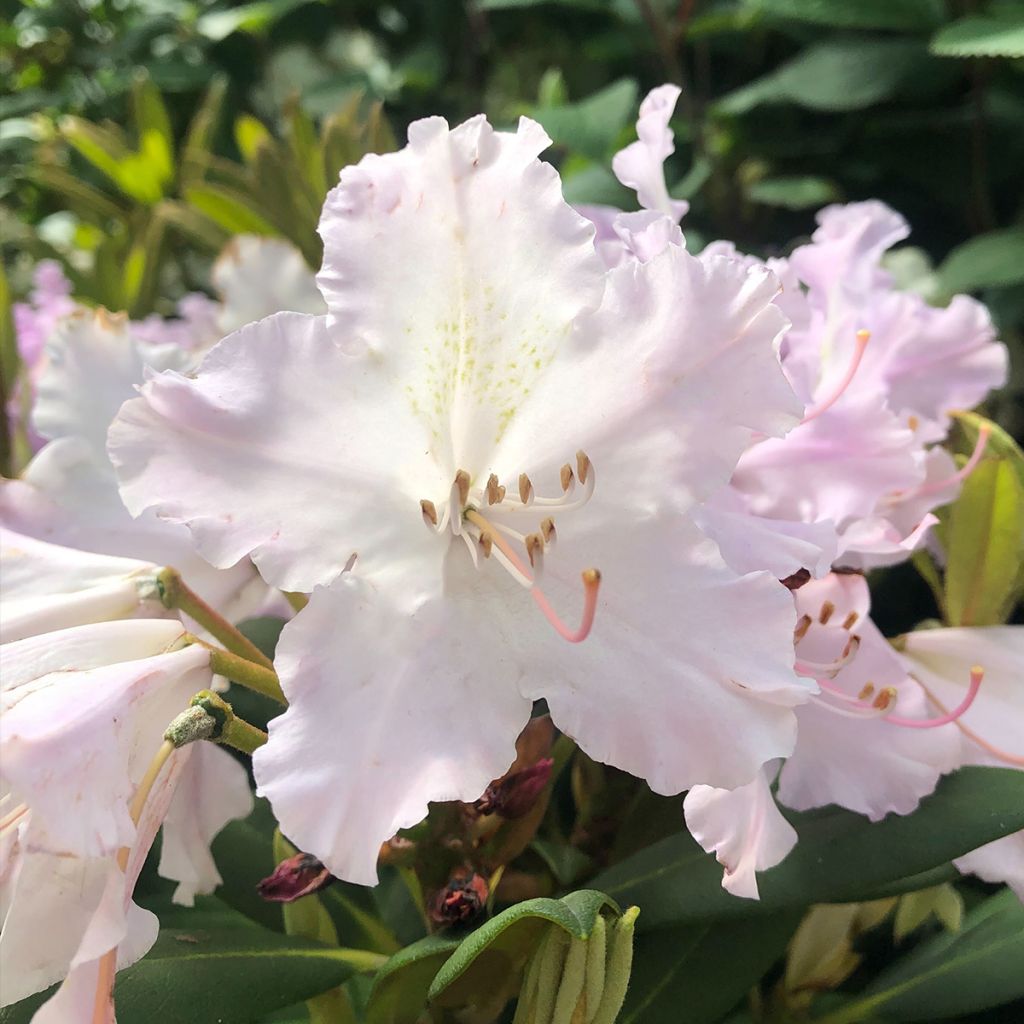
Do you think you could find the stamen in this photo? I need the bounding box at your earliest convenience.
[540,517,556,543]
[519,473,533,505]
[841,612,859,630]
[464,508,601,643]
[885,666,983,729]
[819,601,835,625]
[896,424,991,501]
[794,614,812,642]
[809,691,892,719]
[0,801,29,832]
[801,329,870,424]
[576,450,591,485]
[858,683,875,701]
[421,499,438,527]
[525,533,544,570]
[486,474,506,505]
[479,532,493,558]
[872,686,898,710]
[560,463,574,492]
[454,470,471,508]
[795,635,860,678]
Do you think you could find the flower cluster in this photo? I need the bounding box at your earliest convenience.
[1,84,1020,1020]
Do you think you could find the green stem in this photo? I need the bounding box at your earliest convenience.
[159,567,274,670]
[190,690,269,754]
[192,639,287,705]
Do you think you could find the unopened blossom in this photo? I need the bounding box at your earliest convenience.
[0,618,252,1011]
[110,112,812,884]
[0,528,168,641]
[900,626,1024,899]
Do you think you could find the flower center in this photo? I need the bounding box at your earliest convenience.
[419,451,601,643]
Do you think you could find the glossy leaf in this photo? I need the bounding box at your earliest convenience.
[931,13,1024,58]
[366,935,461,1024]
[745,0,944,31]
[592,768,1024,928]
[745,175,840,210]
[534,79,640,160]
[936,228,1024,293]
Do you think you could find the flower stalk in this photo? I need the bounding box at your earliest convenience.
[185,635,286,704]
[188,690,270,755]
[158,566,274,670]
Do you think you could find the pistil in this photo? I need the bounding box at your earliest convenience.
[801,329,871,424]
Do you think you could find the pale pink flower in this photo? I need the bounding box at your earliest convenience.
[110,113,811,884]
[0,619,252,1012]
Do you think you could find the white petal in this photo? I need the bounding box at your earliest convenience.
[684,765,797,899]
[611,84,688,220]
[517,515,812,793]
[110,313,445,593]
[254,561,532,884]
[954,832,1024,901]
[159,742,254,906]
[213,236,326,334]
[0,528,164,641]
[316,114,604,477]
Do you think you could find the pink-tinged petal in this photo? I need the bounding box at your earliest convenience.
[110,313,445,594]
[158,742,254,906]
[684,765,797,899]
[692,490,838,579]
[899,626,1024,763]
[495,246,801,513]
[1,622,211,858]
[3,445,262,620]
[0,529,165,641]
[254,562,532,885]
[778,576,960,820]
[732,392,922,527]
[516,515,812,794]
[316,114,604,477]
[835,513,937,572]
[612,84,688,220]
[12,261,78,371]
[954,832,1024,902]
[611,210,684,263]
[213,236,325,334]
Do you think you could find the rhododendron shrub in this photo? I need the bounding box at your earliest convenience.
[1,86,1021,1024]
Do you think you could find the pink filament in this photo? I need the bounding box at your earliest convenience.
[884,666,983,728]
[903,424,991,500]
[801,329,871,425]
[467,509,600,643]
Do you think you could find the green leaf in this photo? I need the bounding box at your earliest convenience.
[533,79,640,160]
[745,175,841,210]
[816,890,1024,1024]
[943,412,1024,626]
[931,13,1024,58]
[180,77,227,189]
[428,891,619,1008]
[366,935,461,1024]
[131,73,174,186]
[716,39,933,114]
[114,909,359,1024]
[622,912,803,1024]
[592,768,1024,928]
[936,228,1024,294]
[196,0,323,42]
[186,185,279,237]
[745,0,944,31]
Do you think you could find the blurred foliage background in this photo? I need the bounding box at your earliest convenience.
[2,0,1023,427]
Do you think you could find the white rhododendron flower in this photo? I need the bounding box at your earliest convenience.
[109,113,815,884]
[0,619,252,1013]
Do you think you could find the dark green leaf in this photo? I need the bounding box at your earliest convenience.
[593,768,1024,928]
[366,935,461,1024]
[534,79,639,160]
[746,0,944,32]
[936,229,1024,294]
[745,175,841,209]
[931,13,1024,58]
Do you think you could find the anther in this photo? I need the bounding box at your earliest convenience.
[421,499,438,526]
[794,614,812,641]
[519,473,533,505]
[858,683,875,701]
[560,463,574,492]
[486,474,506,505]
[540,517,556,543]
[841,612,859,630]
[872,686,897,711]
[819,601,835,625]
[454,470,471,508]
[479,532,494,558]
[908,415,919,432]
[525,533,544,568]
[576,450,591,485]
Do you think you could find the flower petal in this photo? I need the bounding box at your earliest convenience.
[253,560,532,884]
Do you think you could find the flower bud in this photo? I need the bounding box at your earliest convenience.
[258,852,334,902]
[474,757,554,819]
[429,870,489,925]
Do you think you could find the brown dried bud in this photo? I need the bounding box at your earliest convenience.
[779,568,811,591]
[474,757,554,819]
[430,870,489,926]
[257,852,333,903]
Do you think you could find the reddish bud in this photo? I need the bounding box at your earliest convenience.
[474,758,554,819]
[780,568,811,591]
[257,852,333,903]
[430,870,489,925]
